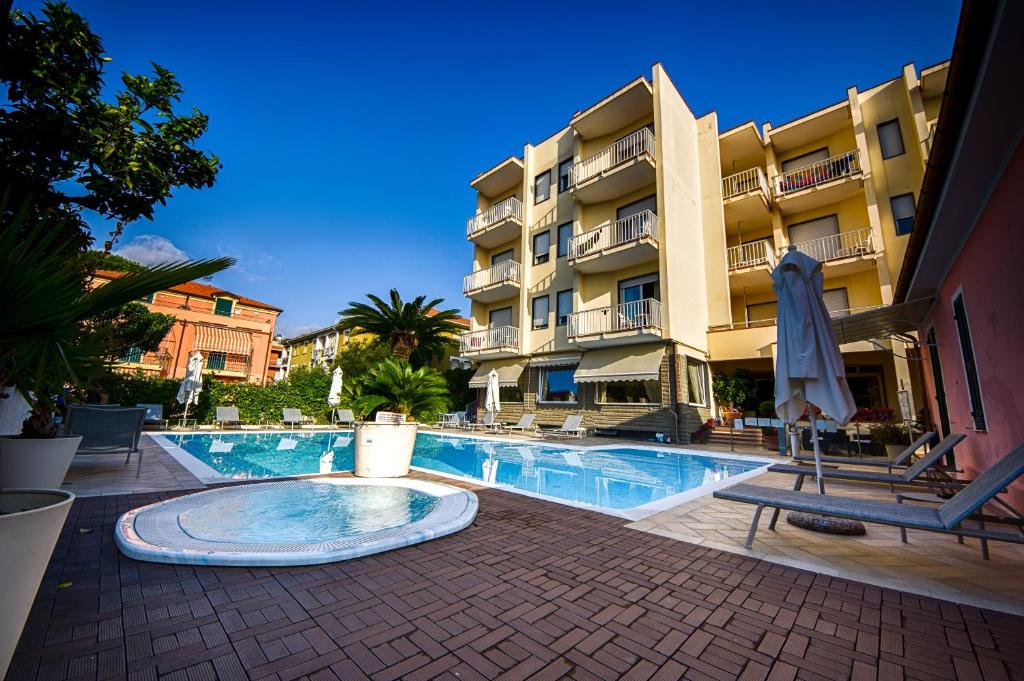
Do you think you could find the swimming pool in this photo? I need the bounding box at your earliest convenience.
[155,431,771,518]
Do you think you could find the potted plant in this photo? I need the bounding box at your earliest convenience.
[868,423,911,458]
[348,359,449,477]
[711,370,749,426]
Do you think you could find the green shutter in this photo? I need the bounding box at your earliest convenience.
[214,298,234,317]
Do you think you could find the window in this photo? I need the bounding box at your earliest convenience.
[823,288,850,317]
[533,231,550,265]
[558,158,573,193]
[891,193,916,235]
[121,346,143,363]
[491,249,514,266]
[596,381,660,404]
[214,298,234,317]
[557,222,572,258]
[787,214,839,246]
[499,386,523,403]
[952,292,986,430]
[489,307,513,327]
[781,147,829,172]
[616,195,657,223]
[534,170,551,204]
[877,119,905,159]
[141,293,155,304]
[686,357,708,405]
[745,301,778,324]
[207,351,227,371]
[618,273,660,304]
[556,289,573,326]
[532,295,549,329]
[539,367,578,402]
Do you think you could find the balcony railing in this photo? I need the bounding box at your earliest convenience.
[460,325,519,353]
[775,150,861,195]
[783,228,874,263]
[118,348,170,368]
[569,127,656,187]
[204,353,251,374]
[466,196,523,237]
[722,167,771,201]
[463,260,522,294]
[568,298,662,338]
[727,239,778,270]
[568,211,658,260]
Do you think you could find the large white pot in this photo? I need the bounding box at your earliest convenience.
[0,436,82,489]
[0,489,75,677]
[353,422,418,477]
[885,443,906,459]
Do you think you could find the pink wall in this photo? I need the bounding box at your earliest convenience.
[918,139,1024,506]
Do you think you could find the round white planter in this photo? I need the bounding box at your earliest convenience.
[885,443,906,459]
[0,436,82,489]
[0,489,75,678]
[353,422,418,477]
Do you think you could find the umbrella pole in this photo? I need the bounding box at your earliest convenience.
[182,400,190,430]
[809,406,825,494]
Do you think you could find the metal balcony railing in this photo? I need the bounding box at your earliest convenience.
[463,260,522,294]
[783,228,874,263]
[466,196,523,237]
[569,127,656,187]
[567,298,662,338]
[118,348,170,368]
[459,326,519,353]
[568,211,658,260]
[204,353,251,374]
[722,167,771,201]
[727,239,778,270]
[774,150,861,195]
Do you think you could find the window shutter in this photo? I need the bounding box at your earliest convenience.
[822,288,850,317]
[781,148,829,172]
[745,302,779,323]
[877,119,905,158]
[788,214,839,244]
[891,194,915,221]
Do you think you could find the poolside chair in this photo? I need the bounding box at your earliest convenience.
[434,412,464,429]
[466,412,498,432]
[64,405,147,474]
[500,414,538,436]
[136,403,168,429]
[216,406,245,429]
[769,433,965,493]
[332,409,355,427]
[713,440,1024,559]
[541,414,586,439]
[282,408,305,428]
[793,431,937,474]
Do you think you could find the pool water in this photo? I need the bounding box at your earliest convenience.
[178,484,439,543]
[166,431,764,513]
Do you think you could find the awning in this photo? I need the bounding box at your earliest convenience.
[573,345,665,383]
[529,354,582,368]
[468,359,526,388]
[193,325,253,356]
[830,298,935,345]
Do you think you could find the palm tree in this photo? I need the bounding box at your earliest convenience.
[347,359,450,422]
[339,289,463,366]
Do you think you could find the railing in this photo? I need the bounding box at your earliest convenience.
[204,353,251,374]
[722,167,771,201]
[463,260,522,294]
[568,298,662,338]
[466,196,523,237]
[459,326,519,353]
[783,228,874,263]
[569,127,656,187]
[708,304,885,331]
[727,239,777,270]
[775,150,861,195]
[118,348,170,368]
[568,211,658,260]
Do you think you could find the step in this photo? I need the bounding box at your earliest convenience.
[706,430,763,447]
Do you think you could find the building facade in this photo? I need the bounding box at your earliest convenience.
[96,270,282,385]
[461,60,947,439]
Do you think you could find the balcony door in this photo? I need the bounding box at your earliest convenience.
[618,273,659,327]
[788,214,839,260]
[491,249,514,266]
[488,307,513,328]
[616,195,657,239]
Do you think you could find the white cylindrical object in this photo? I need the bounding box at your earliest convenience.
[353,423,418,477]
[0,436,82,489]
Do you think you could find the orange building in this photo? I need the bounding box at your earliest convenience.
[94,270,283,385]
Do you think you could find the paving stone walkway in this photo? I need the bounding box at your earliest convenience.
[8,475,1024,681]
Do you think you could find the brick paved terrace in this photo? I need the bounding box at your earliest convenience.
[8,471,1024,681]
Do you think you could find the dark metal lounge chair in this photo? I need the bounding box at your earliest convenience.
[713,441,1024,559]
[793,431,937,474]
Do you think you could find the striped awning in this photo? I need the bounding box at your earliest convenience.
[193,325,253,356]
[468,359,526,388]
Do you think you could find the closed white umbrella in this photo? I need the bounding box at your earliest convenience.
[176,351,205,426]
[484,368,501,420]
[327,367,343,424]
[772,247,856,494]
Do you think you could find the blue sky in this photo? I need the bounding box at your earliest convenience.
[43,0,959,336]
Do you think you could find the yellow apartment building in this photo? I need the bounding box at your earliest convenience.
[460,61,948,440]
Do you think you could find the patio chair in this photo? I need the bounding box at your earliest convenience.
[64,405,148,474]
[541,414,586,439]
[136,403,168,429]
[216,406,245,429]
[282,408,305,428]
[332,409,355,427]
[713,440,1024,559]
[466,411,498,432]
[793,431,937,474]
[499,414,538,436]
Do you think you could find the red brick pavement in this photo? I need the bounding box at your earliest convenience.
[7,477,1024,681]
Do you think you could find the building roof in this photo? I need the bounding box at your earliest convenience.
[283,308,469,345]
[94,269,282,312]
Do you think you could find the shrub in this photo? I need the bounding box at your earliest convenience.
[348,359,450,422]
[712,370,750,409]
[758,400,776,418]
[868,422,909,446]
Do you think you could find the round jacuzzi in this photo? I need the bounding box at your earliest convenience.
[115,478,477,566]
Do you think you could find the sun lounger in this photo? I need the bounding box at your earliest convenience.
[136,403,168,429]
[793,431,937,473]
[466,412,498,432]
[541,414,586,439]
[64,405,147,474]
[500,414,538,436]
[332,409,355,427]
[216,406,245,429]
[282,408,305,428]
[714,441,1024,559]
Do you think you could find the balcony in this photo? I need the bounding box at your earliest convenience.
[568,211,659,273]
[460,326,520,358]
[116,349,170,372]
[203,352,251,378]
[784,228,876,276]
[773,150,863,214]
[463,260,522,303]
[466,196,523,249]
[722,167,772,224]
[567,298,662,348]
[569,128,656,204]
[726,239,777,289]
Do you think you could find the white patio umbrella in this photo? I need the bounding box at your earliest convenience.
[484,368,501,421]
[772,247,856,494]
[327,367,343,422]
[176,351,205,425]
